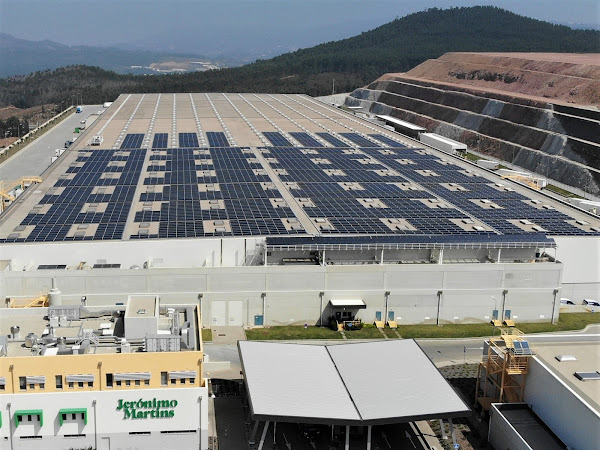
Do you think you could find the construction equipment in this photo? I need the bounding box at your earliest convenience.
[0,176,42,212]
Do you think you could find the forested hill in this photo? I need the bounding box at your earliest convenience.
[2,6,599,108]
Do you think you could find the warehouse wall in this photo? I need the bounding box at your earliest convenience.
[1,262,563,325]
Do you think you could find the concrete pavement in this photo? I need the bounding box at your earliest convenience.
[0,105,102,180]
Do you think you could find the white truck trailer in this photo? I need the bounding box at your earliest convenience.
[419,133,467,156]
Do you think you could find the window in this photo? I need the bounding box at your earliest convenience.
[78,382,84,388]
[68,382,74,389]
[116,381,122,386]
[19,377,26,390]
[181,378,186,384]
[106,373,113,388]
[39,383,45,390]
[170,378,176,385]
[190,378,196,385]
[144,380,150,386]
[125,380,131,386]
[56,375,63,389]
[29,384,35,390]
[135,380,140,386]
[88,381,93,387]
[161,372,168,386]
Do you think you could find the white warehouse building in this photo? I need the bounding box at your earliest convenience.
[0,93,599,327]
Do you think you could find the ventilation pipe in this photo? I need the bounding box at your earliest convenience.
[48,277,62,306]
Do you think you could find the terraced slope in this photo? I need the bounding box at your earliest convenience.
[346,53,600,195]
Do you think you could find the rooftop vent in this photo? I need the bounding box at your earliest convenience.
[555,355,577,362]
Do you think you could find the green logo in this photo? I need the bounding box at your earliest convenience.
[116,398,177,420]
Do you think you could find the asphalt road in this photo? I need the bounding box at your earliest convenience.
[0,105,102,180]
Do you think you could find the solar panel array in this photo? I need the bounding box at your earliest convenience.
[179,132,199,148]
[289,132,324,148]
[206,132,230,148]
[2,139,598,243]
[152,133,168,149]
[263,132,292,147]
[131,146,300,239]
[3,149,145,242]
[120,133,144,149]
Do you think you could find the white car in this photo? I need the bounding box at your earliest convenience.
[582,299,600,307]
[560,298,575,305]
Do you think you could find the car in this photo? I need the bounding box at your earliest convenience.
[560,298,575,305]
[582,299,600,307]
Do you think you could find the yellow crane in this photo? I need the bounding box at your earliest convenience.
[0,176,42,212]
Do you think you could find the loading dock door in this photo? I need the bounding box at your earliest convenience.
[228,301,243,326]
[212,301,226,326]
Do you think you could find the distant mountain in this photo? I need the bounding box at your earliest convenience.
[1,7,599,108]
[0,33,232,78]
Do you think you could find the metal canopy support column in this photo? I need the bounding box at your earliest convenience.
[439,419,447,440]
[448,418,457,447]
[345,425,350,450]
[249,421,260,444]
[319,291,325,327]
[384,291,390,325]
[366,425,372,450]
[436,291,443,326]
[257,421,270,450]
[497,248,502,263]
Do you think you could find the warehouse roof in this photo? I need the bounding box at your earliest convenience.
[238,339,470,425]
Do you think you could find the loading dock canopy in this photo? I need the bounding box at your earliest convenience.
[329,299,366,308]
[238,340,470,426]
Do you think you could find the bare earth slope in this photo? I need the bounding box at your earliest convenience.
[346,53,600,195]
[395,52,600,107]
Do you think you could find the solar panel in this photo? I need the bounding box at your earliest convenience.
[120,133,144,149]
[152,133,168,149]
[289,132,323,147]
[316,132,349,147]
[206,132,230,147]
[263,132,292,147]
[179,133,199,148]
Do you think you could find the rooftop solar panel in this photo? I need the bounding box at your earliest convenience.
[179,133,199,148]
[120,133,145,149]
[263,132,292,147]
[206,132,230,147]
[289,132,324,147]
[152,133,168,149]
[316,132,349,147]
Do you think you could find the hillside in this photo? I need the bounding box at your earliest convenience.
[346,52,600,195]
[0,33,229,78]
[1,6,599,108]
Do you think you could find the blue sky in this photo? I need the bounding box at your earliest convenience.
[1,0,598,58]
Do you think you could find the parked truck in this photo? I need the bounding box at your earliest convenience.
[76,106,83,113]
[419,132,467,156]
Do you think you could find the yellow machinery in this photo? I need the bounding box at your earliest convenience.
[501,174,544,190]
[474,327,536,411]
[0,176,42,212]
[8,294,48,308]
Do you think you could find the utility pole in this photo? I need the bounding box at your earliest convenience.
[332,79,335,95]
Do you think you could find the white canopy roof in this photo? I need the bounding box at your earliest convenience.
[239,340,470,425]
